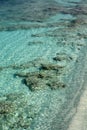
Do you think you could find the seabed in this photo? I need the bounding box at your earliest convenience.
[0,0,87,130]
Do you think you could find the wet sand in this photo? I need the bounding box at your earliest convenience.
[68,78,87,130]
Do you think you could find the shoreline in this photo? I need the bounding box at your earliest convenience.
[50,40,87,130]
[68,72,87,130]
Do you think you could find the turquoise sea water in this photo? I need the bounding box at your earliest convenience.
[0,0,87,130]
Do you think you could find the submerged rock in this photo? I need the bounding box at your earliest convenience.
[68,19,84,27]
[40,63,64,70]
[15,71,52,79]
[14,61,66,91]
[46,80,66,89]
[22,72,52,91]
[53,53,74,63]
[0,93,38,130]
[53,54,67,61]
[28,41,43,45]
[24,77,40,91]
[15,70,65,91]
[0,101,14,115]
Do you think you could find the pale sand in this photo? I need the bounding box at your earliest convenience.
[68,79,87,130]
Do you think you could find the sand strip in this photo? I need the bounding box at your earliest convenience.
[68,75,87,130]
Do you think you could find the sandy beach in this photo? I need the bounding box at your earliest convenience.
[68,77,87,130]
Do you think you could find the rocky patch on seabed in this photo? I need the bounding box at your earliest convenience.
[15,62,66,91]
[0,93,38,130]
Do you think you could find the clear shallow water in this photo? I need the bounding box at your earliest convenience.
[0,0,87,130]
